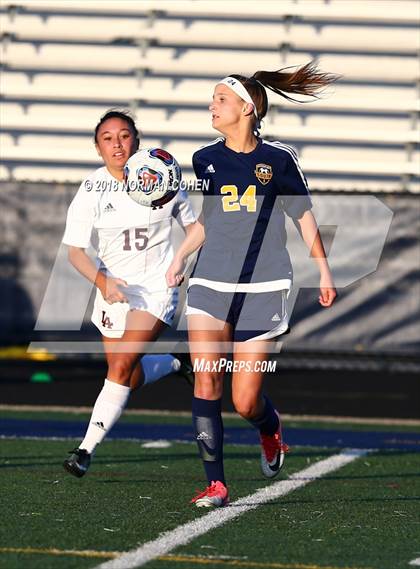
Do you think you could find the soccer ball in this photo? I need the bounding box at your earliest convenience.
[124,148,181,208]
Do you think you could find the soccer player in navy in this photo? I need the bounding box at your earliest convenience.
[167,62,337,507]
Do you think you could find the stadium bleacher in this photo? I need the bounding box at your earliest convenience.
[2,13,419,52]
[4,0,419,23]
[0,0,419,192]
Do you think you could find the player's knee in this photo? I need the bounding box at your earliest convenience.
[108,357,137,385]
[194,374,223,400]
[233,396,259,420]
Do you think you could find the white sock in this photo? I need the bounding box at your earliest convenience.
[141,354,180,386]
[79,379,130,454]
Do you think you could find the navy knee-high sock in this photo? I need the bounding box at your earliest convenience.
[192,396,225,486]
[247,396,279,436]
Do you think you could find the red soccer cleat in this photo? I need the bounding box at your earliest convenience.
[191,480,229,508]
[260,412,289,478]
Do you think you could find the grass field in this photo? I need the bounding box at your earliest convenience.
[0,408,419,569]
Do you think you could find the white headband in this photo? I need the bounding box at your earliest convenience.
[218,76,259,119]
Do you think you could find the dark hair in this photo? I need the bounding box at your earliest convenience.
[231,60,339,122]
[94,109,140,150]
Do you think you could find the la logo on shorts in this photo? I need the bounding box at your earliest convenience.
[254,163,273,185]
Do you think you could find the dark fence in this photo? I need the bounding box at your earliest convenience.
[0,181,419,357]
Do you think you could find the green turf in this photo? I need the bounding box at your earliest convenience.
[149,450,420,569]
[0,435,419,569]
[0,438,320,569]
[0,408,194,426]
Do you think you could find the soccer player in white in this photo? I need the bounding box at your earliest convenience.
[62,110,196,477]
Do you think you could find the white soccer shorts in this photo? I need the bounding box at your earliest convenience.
[91,287,178,338]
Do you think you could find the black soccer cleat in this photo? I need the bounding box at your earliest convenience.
[178,352,195,387]
[172,347,195,387]
[63,448,91,478]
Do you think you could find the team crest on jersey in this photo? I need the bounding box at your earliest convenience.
[254,163,273,185]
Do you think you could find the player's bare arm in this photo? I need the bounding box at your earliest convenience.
[166,214,205,287]
[67,246,128,304]
[296,210,337,307]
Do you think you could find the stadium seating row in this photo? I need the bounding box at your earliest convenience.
[6,0,420,25]
[1,132,418,176]
[1,13,419,53]
[2,72,419,114]
[1,102,418,145]
[2,41,419,83]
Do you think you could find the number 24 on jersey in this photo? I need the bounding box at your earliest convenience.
[221,185,257,213]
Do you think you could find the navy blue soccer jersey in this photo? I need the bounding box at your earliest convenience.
[191,137,312,291]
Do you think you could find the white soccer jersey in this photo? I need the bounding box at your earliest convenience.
[62,166,196,292]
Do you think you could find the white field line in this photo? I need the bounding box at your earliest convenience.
[94,448,369,569]
[409,559,420,566]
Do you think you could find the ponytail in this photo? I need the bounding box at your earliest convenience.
[230,61,338,126]
[253,60,339,104]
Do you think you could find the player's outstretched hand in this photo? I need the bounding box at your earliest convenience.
[319,274,337,307]
[103,277,129,304]
[166,256,186,288]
